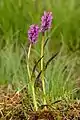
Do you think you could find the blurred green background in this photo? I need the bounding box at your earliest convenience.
[0,0,80,99]
[0,0,80,51]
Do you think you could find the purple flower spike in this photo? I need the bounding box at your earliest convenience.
[28,25,39,44]
[41,11,53,33]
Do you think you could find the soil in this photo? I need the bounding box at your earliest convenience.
[0,85,80,120]
[28,103,80,120]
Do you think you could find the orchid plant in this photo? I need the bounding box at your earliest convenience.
[27,11,53,111]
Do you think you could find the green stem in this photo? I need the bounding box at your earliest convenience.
[41,33,46,105]
[32,82,38,111]
[27,44,31,80]
[27,44,38,111]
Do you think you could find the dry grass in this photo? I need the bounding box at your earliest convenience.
[0,86,80,120]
